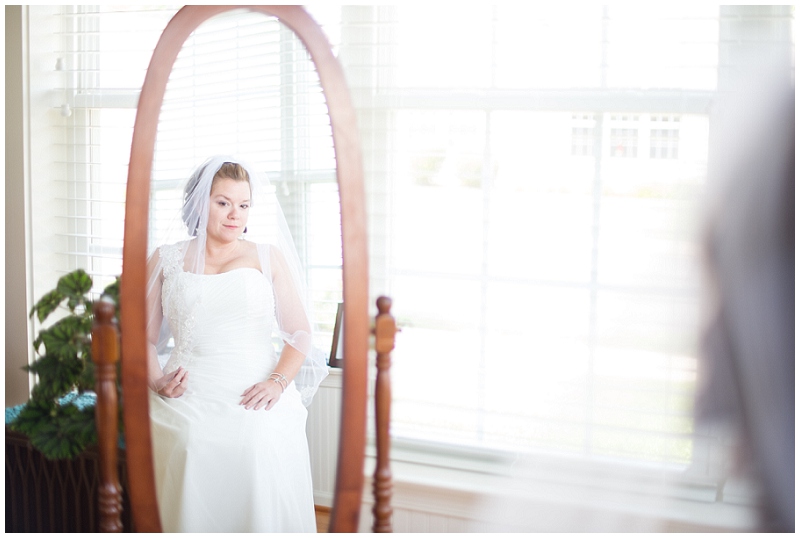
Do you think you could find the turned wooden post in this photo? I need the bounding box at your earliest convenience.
[372,296,396,532]
[92,297,123,532]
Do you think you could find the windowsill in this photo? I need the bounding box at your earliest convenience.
[319,366,342,388]
[363,434,759,532]
[325,370,756,531]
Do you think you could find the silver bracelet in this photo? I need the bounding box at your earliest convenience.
[268,372,287,392]
[270,378,285,392]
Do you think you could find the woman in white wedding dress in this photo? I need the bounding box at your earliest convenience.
[145,157,328,532]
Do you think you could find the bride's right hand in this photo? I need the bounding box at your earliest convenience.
[152,367,189,398]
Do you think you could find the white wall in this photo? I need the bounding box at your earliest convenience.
[5,5,32,407]
[5,5,74,408]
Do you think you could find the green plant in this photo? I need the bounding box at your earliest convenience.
[8,269,120,459]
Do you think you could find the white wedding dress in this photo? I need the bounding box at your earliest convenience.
[148,247,316,533]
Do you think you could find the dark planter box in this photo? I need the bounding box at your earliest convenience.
[5,427,132,532]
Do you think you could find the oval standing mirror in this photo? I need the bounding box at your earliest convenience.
[120,6,368,532]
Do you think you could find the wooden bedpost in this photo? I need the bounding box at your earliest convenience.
[93,297,123,532]
[372,296,396,532]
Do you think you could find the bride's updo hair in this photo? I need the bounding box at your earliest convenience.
[213,162,249,185]
[182,160,252,236]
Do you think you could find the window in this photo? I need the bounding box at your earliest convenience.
[609,116,639,158]
[571,115,595,157]
[335,4,793,474]
[650,116,681,159]
[29,3,794,480]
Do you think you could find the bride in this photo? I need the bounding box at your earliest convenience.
[144,156,328,532]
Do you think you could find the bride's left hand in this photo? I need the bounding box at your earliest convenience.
[240,380,282,411]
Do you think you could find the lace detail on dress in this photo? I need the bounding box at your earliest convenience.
[160,243,184,280]
[160,243,199,372]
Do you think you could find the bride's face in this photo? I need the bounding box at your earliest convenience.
[207,177,251,242]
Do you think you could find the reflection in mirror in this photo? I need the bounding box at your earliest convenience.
[144,9,343,532]
[150,9,343,352]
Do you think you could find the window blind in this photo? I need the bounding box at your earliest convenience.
[38,5,343,351]
[52,6,175,291]
[335,4,794,469]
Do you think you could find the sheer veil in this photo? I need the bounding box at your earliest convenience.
[145,155,328,406]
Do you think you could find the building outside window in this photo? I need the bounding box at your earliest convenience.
[571,114,595,157]
[650,115,681,159]
[609,115,640,158]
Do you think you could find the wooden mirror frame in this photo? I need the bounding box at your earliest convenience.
[120,6,368,533]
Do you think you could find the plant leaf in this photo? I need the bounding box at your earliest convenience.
[27,354,83,400]
[102,277,121,306]
[35,315,92,361]
[7,400,95,460]
[37,320,77,361]
[76,360,95,392]
[56,269,92,303]
[8,398,54,436]
[32,334,43,354]
[19,402,97,460]
[29,289,65,323]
